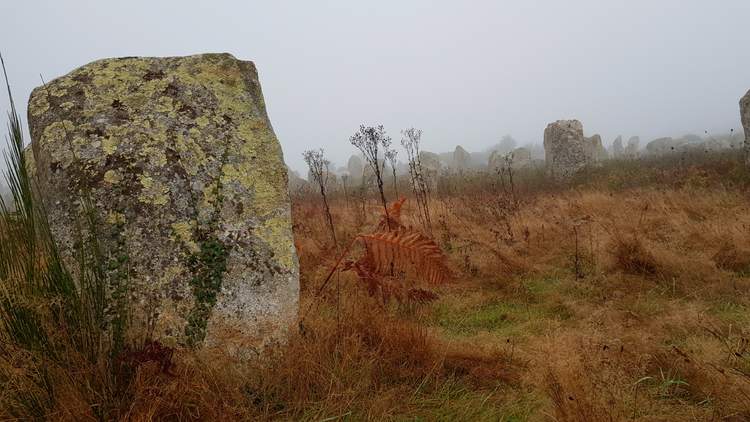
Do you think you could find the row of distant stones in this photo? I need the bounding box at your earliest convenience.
[326,94,750,186]
[546,88,750,180]
[546,90,750,180]
[19,53,750,350]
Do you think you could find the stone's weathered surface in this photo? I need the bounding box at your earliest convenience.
[741,90,750,166]
[28,53,299,350]
[347,155,364,180]
[488,147,532,172]
[543,119,595,180]
[418,150,441,190]
[452,145,470,171]
[625,136,640,158]
[22,145,37,179]
[487,150,503,172]
[612,136,624,158]
[510,147,532,167]
[645,137,683,155]
[585,134,608,162]
[419,151,440,171]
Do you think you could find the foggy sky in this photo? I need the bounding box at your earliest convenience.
[1,0,748,176]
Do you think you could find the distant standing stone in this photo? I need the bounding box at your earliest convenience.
[347,155,364,181]
[27,53,299,351]
[452,145,471,171]
[741,90,750,166]
[625,136,640,158]
[612,136,623,158]
[543,119,594,180]
[419,150,441,191]
[585,134,608,162]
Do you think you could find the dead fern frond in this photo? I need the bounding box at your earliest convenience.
[359,229,451,284]
[300,199,449,326]
[377,197,407,231]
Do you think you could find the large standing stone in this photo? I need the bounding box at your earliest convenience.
[418,150,441,191]
[741,90,750,166]
[452,145,471,171]
[488,150,503,173]
[625,136,640,158]
[27,53,299,350]
[611,136,624,158]
[488,147,531,172]
[510,147,532,167]
[645,137,683,155]
[347,155,364,181]
[584,134,608,162]
[543,119,594,180]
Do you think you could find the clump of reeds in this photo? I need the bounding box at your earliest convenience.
[0,56,152,420]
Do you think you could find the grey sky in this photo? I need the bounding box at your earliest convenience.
[1,0,748,175]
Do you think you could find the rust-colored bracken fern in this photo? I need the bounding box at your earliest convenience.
[358,229,450,285]
[305,198,449,312]
[345,198,450,303]
[377,196,407,231]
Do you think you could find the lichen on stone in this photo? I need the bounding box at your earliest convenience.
[27,53,299,349]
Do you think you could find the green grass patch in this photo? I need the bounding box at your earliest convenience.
[708,301,750,326]
[430,296,566,338]
[402,380,543,422]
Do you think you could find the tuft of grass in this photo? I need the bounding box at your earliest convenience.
[611,235,660,276]
[712,240,750,274]
[0,56,138,420]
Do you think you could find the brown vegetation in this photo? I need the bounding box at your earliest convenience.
[4,150,750,420]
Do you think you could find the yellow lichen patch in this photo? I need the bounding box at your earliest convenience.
[175,132,209,176]
[172,221,200,253]
[48,85,69,98]
[122,93,149,110]
[199,181,219,217]
[72,136,89,148]
[151,130,168,144]
[155,96,175,115]
[104,124,130,141]
[28,94,50,116]
[91,58,150,89]
[173,55,254,117]
[142,146,167,167]
[106,211,126,225]
[102,138,119,155]
[138,176,170,206]
[195,115,210,128]
[103,169,122,184]
[42,120,75,141]
[139,174,154,189]
[60,101,75,111]
[258,215,295,268]
[219,163,240,186]
[224,122,288,216]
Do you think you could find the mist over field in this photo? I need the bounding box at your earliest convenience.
[3,2,750,420]
[1,0,749,179]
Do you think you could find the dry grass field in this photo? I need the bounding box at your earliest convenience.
[3,151,750,421]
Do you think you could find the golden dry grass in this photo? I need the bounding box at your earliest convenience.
[4,156,750,421]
